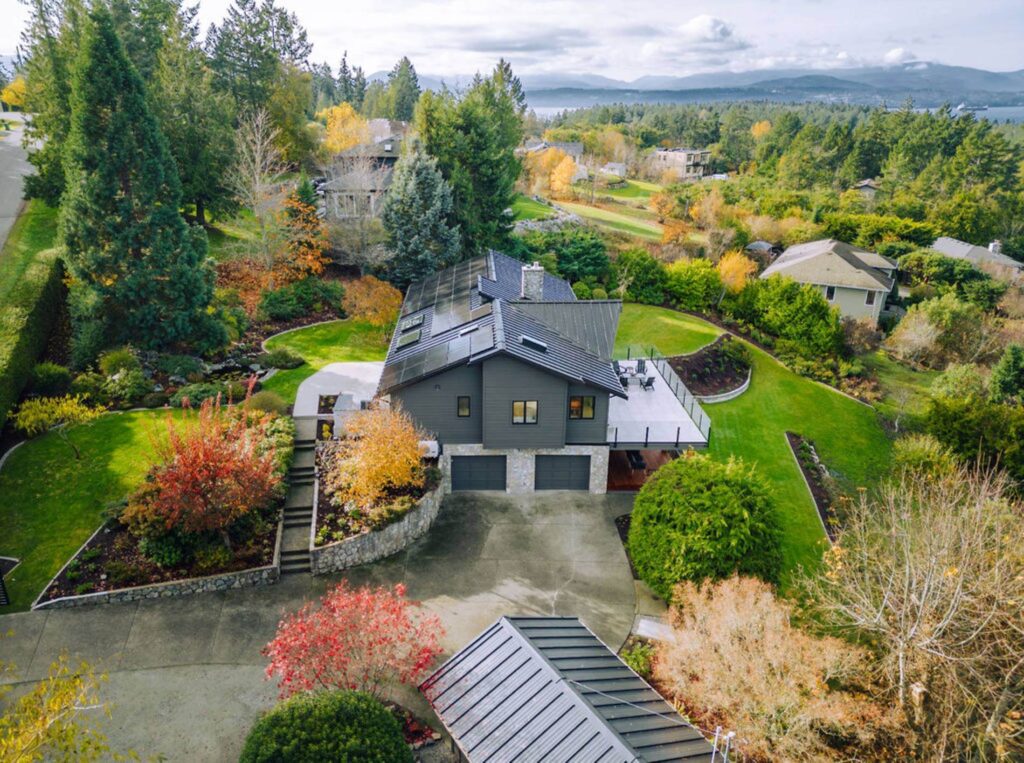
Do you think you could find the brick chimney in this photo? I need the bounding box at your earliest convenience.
[521,262,545,300]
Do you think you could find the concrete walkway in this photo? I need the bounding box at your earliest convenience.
[0,492,637,762]
[0,119,29,253]
[292,361,383,417]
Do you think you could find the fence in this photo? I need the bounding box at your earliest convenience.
[617,344,712,442]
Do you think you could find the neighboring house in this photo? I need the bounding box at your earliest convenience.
[931,236,1022,272]
[599,161,627,179]
[745,240,778,257]
[853,178,880,199]
[760,239,896,324]
[321,135,402,219]
[421,616,716,763]
[367,118,408,143]
[649,147,712,182]
[520,140,589,182]
[377,250,709,493]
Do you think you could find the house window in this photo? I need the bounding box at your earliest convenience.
[457,396,471,417]
[825,285,836,301]
[865,290,877,306]
[568,395,595,420]
[512,400,538,424]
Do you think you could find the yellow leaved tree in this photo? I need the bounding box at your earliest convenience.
[320,103,369,155]
[550,155,578,199]
[717,250,758,294]
[751,119,772,140]
[1,76,26,111]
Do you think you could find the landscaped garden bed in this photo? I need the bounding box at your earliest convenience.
[33,398,294,607]
[786,432,839,541]
[667,335,751,397]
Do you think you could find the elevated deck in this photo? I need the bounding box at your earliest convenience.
[607,357,710,449]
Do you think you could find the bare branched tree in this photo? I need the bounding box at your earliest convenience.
[321,147,391,272]
[803,467,1024,760]
[228,109,287,268]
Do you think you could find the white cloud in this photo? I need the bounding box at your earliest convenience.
[883,47,918,64]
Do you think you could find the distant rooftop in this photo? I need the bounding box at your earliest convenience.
[932,236,1022,271]
[761,238,895,291]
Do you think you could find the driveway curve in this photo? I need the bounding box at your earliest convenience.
[0,492,637,761]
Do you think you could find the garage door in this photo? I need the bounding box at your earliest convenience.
[451,456,507,491]
[535,455,591,490]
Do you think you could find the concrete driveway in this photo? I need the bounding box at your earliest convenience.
[0,492,637,762]
[0,119,29,252]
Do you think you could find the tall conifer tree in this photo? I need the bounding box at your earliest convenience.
[59,8,223,357]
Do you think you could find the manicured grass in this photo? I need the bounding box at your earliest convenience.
[261,319,389,403]
[205,212,260,261]
[860,350,939,422]
[0,201,59,299]
[511,194,554,221]
[613,304,723,358]
[0,410,183,610]
[600,179,663,200]
[616,305,892,582]
[557,201,663,241]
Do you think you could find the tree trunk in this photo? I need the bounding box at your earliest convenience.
[195,198,206,227]
[221,529,234,554]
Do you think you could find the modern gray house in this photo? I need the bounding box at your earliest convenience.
[377,251,710,494]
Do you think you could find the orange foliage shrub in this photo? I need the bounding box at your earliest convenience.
[322,405,425,510]
[655,576,902,762]
[717,250,757,294]
[342,275,402,329]
[649,191,677,222]
[661,219,691,246]
[278,194,330,284]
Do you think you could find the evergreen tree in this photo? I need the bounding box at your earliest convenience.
[387,56,420,121]
[380,139,460,287]
[151,8,237,225]
[60,8,223,357]
[351,66,367,112]
[991,344,1024,403]
[108,0,183,83]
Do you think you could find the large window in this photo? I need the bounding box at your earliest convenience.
[825,285,836,301]
[457,396,471,417]
[568,395,595,420]
[512,400,538,424]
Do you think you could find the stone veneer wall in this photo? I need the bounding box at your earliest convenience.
[309,484,444,576]
[440,444,610,495]
[32,519,282,610]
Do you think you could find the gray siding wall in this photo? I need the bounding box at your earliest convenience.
[565,384,609,445]
[391,364,483,444]
[819,284,884,324]
[482,356,567,449]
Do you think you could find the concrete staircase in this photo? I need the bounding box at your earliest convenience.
[279,418,319,576]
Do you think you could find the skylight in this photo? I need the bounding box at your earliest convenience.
[396,329,421,348]
[520,335,547,352]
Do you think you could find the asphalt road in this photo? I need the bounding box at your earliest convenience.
[0,117,29,252]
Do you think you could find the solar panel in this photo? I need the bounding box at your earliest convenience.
[421,344,450,375]
[396,329,421,348]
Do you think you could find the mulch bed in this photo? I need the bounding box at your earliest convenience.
[614,514,640,580]
[786,432,839,542]
[667,335,750,396]
[38,518,277,603]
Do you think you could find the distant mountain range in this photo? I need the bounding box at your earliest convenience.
[375,62,1024,110]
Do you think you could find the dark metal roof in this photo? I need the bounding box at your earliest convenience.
[511,301,621,361]
[421,617,715,763]
[378,250,624,397]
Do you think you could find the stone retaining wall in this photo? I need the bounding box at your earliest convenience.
[32,519,283,610]
[309,484,444,576]
[697,368,752,404]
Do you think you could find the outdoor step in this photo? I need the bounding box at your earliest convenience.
[280,562,311,575]
[284,483,315,509]
[283,512,312,523]
[291,449,316,470]
[284,518,312,529]
[293,417,319,443]
[289,475,315,486]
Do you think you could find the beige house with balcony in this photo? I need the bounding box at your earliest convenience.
[648,147,711,182]
[760,239,896,324]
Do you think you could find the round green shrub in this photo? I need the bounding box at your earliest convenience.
[102,368,151,405]
[70,371,109,404]
[31,362,72,396]
[141,391,170,408]
[591,287,608,300]
[891,433,959,479]
[260,347,304,370]
[571,281,592,300]
[240,691,412,763]
[246,390,288,415]
[156,354,206,378]
[627,454,782,599]
[170,382,225,407]
[98,347,140,376]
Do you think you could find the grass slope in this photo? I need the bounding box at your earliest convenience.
[0,410,181,610]
[616,305,892,581]
[261,319,389,403]
[0,201,58,299]
[600,179,662,200]
[860,349,938,423]
[511,194,554,221]
[557,200,663,241]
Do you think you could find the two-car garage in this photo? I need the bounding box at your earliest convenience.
[450,454,591,492]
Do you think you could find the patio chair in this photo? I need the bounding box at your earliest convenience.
[626,450,647,470]
[612,360,622,375]
[641,376,655,391]
[636,358,647,374]
[619,375,630,388]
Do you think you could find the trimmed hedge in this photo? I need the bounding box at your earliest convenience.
[627,453,782,599]
[0,248,64,430]
[240,690,411,763]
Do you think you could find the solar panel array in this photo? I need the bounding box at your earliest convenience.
[378,313,497,393]
[402,257,489,319]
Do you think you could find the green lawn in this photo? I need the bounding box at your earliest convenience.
[600,179,663,201]
[557,201,663,241]
[0,201,59,300]
[860,349,939,423]
[616,305,892,581]
[613,304,723,358]
[511,194,555,221]
[205,212,260,261]
[261,319,389,403]
[0,410,181,610]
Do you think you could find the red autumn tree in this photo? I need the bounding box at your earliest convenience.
[122,396,282,552]
[263,581,443,700]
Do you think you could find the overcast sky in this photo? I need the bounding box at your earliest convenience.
[2,0,1022,80]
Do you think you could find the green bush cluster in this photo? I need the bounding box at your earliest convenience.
[170,381,247,407]
[259,346,304,369]
[627,454,782,599]
[30,362,72,396]
[0,248,63,430]
[155,353,206,378]
[899,249,1006,310]
[822,212,937,248]
[98,346,141,376]
[614,248,666,305]
[240,691,411,763]
[258,278,346,322]
[665,258,722,311]
[246,390,288,415]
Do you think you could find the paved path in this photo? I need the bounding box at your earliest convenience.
[0,492,637,762]
[0,118,29,252]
